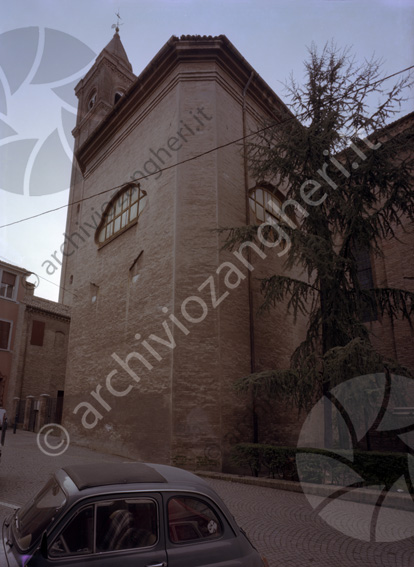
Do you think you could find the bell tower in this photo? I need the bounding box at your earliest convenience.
[72,28,136,148]
[59,28,136,306]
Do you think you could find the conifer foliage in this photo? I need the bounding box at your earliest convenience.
[225,44,414,443]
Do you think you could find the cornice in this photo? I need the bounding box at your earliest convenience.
[75,35,292,174]
[24,297,71,321]
[25,306,71,322]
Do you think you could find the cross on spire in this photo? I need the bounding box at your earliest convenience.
[112,11,123,34]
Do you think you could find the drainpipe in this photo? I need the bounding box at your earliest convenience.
[242,71,258,442]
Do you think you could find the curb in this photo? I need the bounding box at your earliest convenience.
[197,471,414,512]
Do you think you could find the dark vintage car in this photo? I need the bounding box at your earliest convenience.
[1,462,268,566]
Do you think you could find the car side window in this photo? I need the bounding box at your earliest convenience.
[50,505,94,556]
[168,496,223,544]
[96,498,158,552]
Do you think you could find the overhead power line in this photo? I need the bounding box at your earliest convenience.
[1,63,413,231]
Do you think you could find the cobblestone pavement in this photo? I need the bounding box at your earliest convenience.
[205,478,414,567]
[0,431,413,566]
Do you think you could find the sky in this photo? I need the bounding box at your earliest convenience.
[0,0,413,301]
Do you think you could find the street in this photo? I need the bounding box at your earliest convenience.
[0,431,413,566]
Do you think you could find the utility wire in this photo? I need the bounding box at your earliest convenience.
[0,118,291,229]
[1,63,413,231]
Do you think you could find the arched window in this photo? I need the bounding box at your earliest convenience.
[249,187,283,223]
[97,185,147,245]
[114,91,124,104]
[87,90,97,111]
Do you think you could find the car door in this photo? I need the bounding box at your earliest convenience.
[164,494,245,567]
[30,493,167,567]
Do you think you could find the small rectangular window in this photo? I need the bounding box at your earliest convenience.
[0,320,11,350]
[0,271,17,299]
[31,320,45,346]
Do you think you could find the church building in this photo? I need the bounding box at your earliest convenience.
[59,30,413,469]
[59,31,308,468]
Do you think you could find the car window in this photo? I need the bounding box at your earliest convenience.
[50,498,158,557]
[14,478,66,551]
[168,496,223,544]
[96,498,158,552]
[50,505,94,556]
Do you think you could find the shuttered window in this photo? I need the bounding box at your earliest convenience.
[0,320,11,350]
[31,320,45,346]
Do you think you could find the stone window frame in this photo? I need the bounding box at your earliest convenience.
[96,183,147,247]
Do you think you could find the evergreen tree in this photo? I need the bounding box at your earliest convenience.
[224,43,414,446]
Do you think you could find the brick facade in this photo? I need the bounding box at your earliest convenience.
[58,34,309,468]
[0,260,29,408]
[5,281,70,431]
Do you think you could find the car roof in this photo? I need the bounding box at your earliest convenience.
[63,463,167,490]
[61,462,211,492]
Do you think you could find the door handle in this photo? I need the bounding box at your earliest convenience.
[146,563,167,567]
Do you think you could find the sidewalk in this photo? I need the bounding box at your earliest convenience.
[198,471,414,512]
[2,429,412,512]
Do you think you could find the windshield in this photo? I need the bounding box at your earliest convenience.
[13,477,66,551]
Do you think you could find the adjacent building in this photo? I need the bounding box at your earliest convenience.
[0,259,70,432]
[0,260,30,408]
